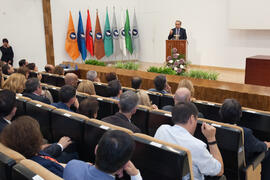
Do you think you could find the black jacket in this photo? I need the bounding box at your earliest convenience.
[102,112,141,133]
[0,46,14,63]
[23,92,50,104]
[168,28,187,40]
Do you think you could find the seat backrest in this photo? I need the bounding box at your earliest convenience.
[28,71,38,78]
[15,95,31,118]
[131,105,151,134]
[82,118,133,162]
[193,100,221,121]
[50,109,88,158]
[76,92,90,103]
[45,85,60,103]
[239,108,270,141]
[148,109,173,136]
[160,94,174,108]
[91,95,118,119]
[144,90,162,108]
[122,86,136,93]
[93,82,110,97]
[0,143,25,163]
[41,72,50,84]
[132,133,194,180]
[12,159,63,180]
[194,118,245,180]
[0,152,16,180]
[25,100,56,142]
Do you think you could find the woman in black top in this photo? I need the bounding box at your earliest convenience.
[0,38,14,65]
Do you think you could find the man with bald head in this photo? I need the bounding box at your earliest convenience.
[45,64,55,74]
[65,73,78,88]
[162,87,204,118]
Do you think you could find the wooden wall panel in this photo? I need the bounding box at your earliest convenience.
[42,0,55,65]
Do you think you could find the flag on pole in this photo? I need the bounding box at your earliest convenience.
[119,9,127,56]
[94,10,105,60]
[125,9,133,54]
[132,9,140,57]
[77,11,87,61]
[65,11,80,60]
[104,8,113,57]
[86,10,94,56]
[112,6,120,56]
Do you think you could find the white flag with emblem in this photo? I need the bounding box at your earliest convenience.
[119,9,127,56]
[112,7,120,56]
[132,9,140,58]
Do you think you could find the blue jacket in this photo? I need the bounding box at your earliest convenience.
[51,102,72,112]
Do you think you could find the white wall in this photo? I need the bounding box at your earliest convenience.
[137,0,270,69]
[0,0,46,70]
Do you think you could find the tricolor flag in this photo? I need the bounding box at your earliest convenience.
[77,11,87,61]
[132,9,140,57]
[124,9,133,54]
[112,6,120,56]
[119,9,127,56]
[65,11,80,60]
[86,10,94,56]
[104,8,113,57]
[94,10,105,60]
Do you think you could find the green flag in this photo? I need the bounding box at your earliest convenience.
[125,9,133,54]
[104,8,113,57]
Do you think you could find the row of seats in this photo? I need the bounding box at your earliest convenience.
[14,95,194,180]
[15,95,262,180]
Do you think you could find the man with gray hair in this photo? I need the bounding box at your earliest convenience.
[162,87,204,118]
[102,91,141,133]
[86,70,100,82]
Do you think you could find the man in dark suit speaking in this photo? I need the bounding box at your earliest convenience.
[168,20,187,40]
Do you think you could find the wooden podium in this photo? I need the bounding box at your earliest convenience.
[166,40,187,59]
[245,55,270,86]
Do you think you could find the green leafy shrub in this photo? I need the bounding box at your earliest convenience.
[114,62,139,70]
[147,66,177,75]
[184,70,219,80]
[85,59,106,66]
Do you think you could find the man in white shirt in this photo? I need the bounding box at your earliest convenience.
[155,102,224,180]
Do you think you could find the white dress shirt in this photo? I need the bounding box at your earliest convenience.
[154,125,221,180]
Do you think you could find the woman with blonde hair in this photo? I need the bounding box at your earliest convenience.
[137,90,158,109]
[2,73,26,93]
[77,80,96,95]
[178,79,195,98]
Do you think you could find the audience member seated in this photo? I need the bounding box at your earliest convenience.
[102,91,141,133]
[77,80,96,95]
[149,75,171,94]
[178,79,196,101]
[0,90,17,133]
[131,77,142,90]
[162,88,204,118]
[0,116,64,177]
[137,90,158,109]
[17,66,30,79]
[63,130,142,180]
[107,80,122,100]
[18,59,28,67]
[52,85,79,112]
[23,78,50,104]
[53,65,64,76]
[86,70,100,82]
[78,97,99,119]
[27,62,38,72]
[2,63,14,75]
[64,73,78,88]
[105,72,117,83]
[219,99,270,180]
[3,73,26,93]
[45,64,55,73]
[155,102,224,179]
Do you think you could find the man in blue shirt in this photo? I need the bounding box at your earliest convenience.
[52,85,79,112]
[63,130,142,180]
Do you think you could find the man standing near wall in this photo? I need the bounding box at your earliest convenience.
[0,38,14,65]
